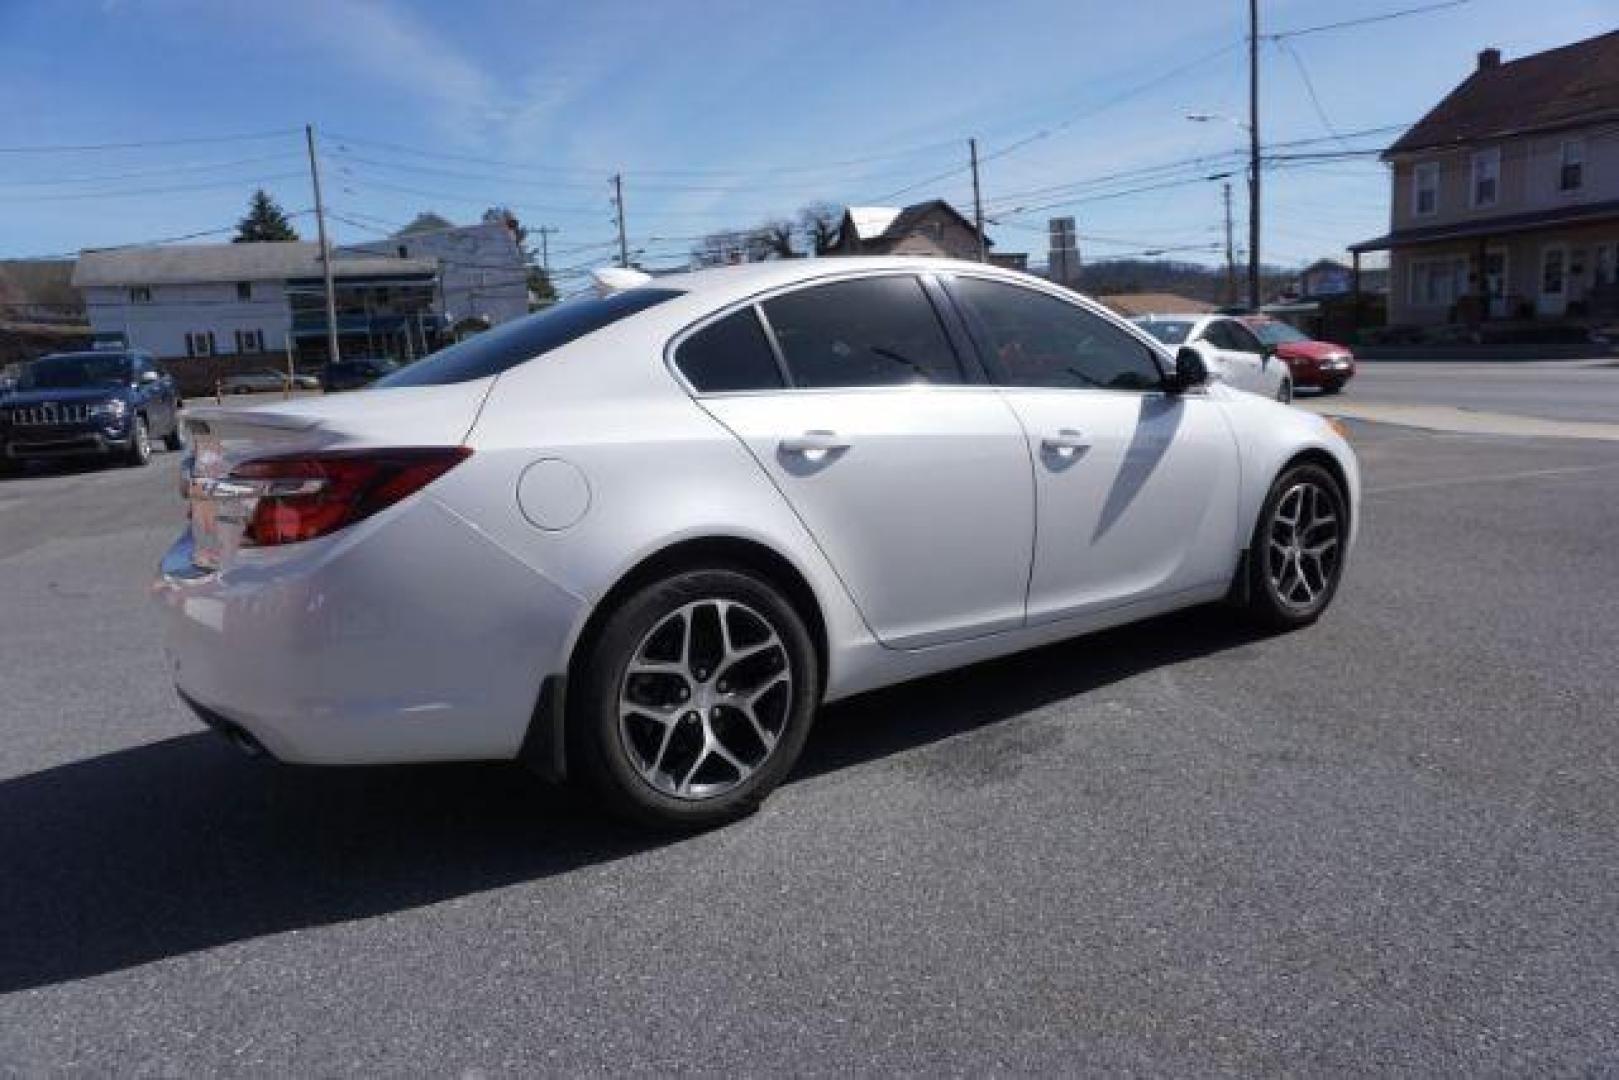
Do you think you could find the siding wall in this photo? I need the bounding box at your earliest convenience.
[83,281,291,360]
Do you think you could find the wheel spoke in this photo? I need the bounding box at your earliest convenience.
[619,596,794,802]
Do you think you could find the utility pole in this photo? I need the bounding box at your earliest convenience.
[611,174,629,268]
[1247,0,1262,312]
[1222,182,1237,306]
[535,225,557,273]
[969,137,987,263]
[305,124,340,364]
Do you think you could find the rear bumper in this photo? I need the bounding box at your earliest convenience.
[152,496,586,765]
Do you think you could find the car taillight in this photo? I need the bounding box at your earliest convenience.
[232,447,472,547]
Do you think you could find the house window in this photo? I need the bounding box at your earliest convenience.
[1596,245,1615,287]
[129,286,152,303]
[1412,162,1439,217]
[397,244,409,259]
[1470,148,1500,209]
[236,281,252,301]
[1409,256,1468,307]
[185,331,217,358]
[233,329,265,353]
[1559,139,1585,192]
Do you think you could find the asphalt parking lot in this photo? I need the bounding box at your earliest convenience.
[3,384,1619,1072]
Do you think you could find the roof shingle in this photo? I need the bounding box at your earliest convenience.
[1387,30,1619,156]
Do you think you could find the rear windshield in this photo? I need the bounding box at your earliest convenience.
[1132,319,1196,346]
[377,287,684,388]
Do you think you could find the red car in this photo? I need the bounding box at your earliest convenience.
[1242,317,1356,395]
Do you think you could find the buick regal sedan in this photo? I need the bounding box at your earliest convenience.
[155,258,1358,829]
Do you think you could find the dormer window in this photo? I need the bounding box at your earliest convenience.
[1470,148,1500,209]
[1413,162,1439,216]
[1559,139,1585,192]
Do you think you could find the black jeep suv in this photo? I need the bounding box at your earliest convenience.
[0,350,183,471]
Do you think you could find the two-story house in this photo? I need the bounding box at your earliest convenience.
[1352,31,1619,327]
[73,242,440,366]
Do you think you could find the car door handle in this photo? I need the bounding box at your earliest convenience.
[1041,429,1090,456]
[779,430,850,455]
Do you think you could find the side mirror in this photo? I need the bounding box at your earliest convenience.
[1168,346,1209,393]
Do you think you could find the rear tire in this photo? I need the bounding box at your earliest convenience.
[162,422,184,452]
[1320,381,1343,395]
[571,568,820,831]
[1236,462,1347,630]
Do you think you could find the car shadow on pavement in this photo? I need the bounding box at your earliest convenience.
[0,605,1265,993]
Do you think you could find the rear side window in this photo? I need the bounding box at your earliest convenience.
[948,276,1163,391]
[675,308,784,392]
[761,276,965,389]
[377,287,683,388]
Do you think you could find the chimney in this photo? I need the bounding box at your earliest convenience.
[1477,47,1501,71]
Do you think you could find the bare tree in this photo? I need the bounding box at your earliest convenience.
[757,219,797,259]
[797,202,842,255]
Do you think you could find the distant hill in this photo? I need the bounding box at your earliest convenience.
[1076,259,1295,306]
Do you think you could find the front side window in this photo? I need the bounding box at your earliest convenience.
[379,287,683,387]
[1560,139,1585,192]
[760,275,965,389]
[1471,148,1500,208]
[1413,162,1439,216]
[674,308,784,393]
[948,276,1163,391]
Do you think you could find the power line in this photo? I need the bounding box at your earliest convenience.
[0,171,307,203]
[1276,40,1348,149]
[327,129,963,179]
[1266,0,1470,40]
[0,152,307,188]
[0,128,302,154]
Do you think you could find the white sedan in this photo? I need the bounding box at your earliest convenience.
[1132,313,1294,402]
[155,258,1358,829]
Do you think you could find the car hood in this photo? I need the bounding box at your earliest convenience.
[1276,340,1352,361]
[1,386,129,407]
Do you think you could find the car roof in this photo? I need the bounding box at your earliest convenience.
[645,255,1058,302]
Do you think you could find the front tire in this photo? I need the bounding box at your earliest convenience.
[125,415,152,467]
[1276,378,1294,403]
[572,568,819,830]
[1236,462,1347,630]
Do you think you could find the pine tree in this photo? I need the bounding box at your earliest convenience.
[233,189,299,243]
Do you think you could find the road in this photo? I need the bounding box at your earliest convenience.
[3,402,1619,1072]
[1311,357,1619,427]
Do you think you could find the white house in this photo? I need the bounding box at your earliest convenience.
[342,217,529,328]
[72,243,439,363]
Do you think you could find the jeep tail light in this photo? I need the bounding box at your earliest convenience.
[233,447,472,547]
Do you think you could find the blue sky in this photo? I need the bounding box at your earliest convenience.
[1,0,1612,280]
